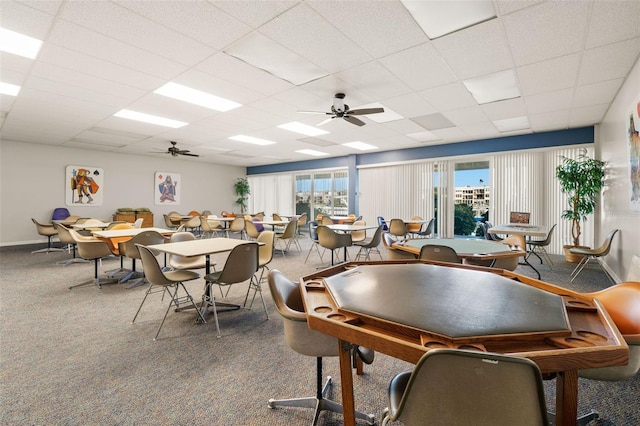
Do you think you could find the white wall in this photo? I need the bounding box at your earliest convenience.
[597,56,640,282]
[0,140,244,246]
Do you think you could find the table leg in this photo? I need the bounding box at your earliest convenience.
[521,256,541,279]
[338,339,356,426]
[555,369,578,426]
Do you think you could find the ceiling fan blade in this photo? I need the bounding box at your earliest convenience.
[343,115,366,126]
[299,110,332,115]
[181,152,200,157]
[347,107,385,116]
[318,116,336,126]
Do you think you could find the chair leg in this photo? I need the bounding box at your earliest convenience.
[244,275,269,320]
[32,235,65,253]
[69,258,117,289]
[570,255,592,282]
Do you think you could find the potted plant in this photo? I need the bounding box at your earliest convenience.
[555,149,606,262]
[233,177,250,215]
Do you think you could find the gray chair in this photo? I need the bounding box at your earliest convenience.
[415,218,435,238]
[53,223,88,265]
[275,220,300,256]
[68,229,118,289]
[381,348,549,426]
[118,231,167,289]
[526,224,557,268]
[202,242,263,338]
[353,224,384,261]
[163,214,179,230]
[225,217,246,239]
[305,221,325,263]
[382,232,416,260]
[419,244,461,264]
[388,218,408,241]
[296,212,308,236]
[482,222,503,241]
[31,218,63,253]
[132,244,206,340]
[316,225,352,266]
[246,231,275,311]
[267,270,375,426]
[569,229,619,283]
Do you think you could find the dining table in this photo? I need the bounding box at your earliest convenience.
[300,260,629,426]
[147,237,262,316]
[393,237,525,264]
[326,223,378,261]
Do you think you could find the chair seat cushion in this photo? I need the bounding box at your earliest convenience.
[204,271,222,283]
[165,270,200,282]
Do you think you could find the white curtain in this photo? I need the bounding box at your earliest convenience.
[435,160,454,238]
[358,162,435,226]
[247,174,294,217]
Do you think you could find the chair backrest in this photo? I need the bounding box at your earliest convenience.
[421,218,435,236]
[297,212,308,228]
[32,218,57,236]
[377,216,389,231]
[267,269,338,357]
[70,229,113,260]
[320,216,334,226]
[52,208,70,221]
[132,218,144,228]
[119,231,165,259]
[183,215,201,228]
[406,216,423,233]
[272,213,282,221]
[317,225,351,250]
[366,224,385,249]
[392,349,548,426]
[217,243,259,284]
[382,232,415,260]
[169,232,205,269]
[245,219,260,239]
[257,230,275,267]
[419,244,461,263]
[228,217,245,232]
[389,219,407,238]
[53,223,74,244]
[278,220,297,239]
[538,224,557,245]
[136,244,174,287]
[199,215,214,233]
[351,220,367,242]
[594,229,619,256]
[163,214,177,228]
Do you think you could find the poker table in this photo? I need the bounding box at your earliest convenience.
[300,260,629,426]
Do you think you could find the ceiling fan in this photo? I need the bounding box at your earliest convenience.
[300,93,384,127]
[158,141,199,157]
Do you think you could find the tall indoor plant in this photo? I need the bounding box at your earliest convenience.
[234,177,250,215]
[555,149,606,255]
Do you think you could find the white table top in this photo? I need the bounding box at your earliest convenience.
[488,224,547,237]
[92,227,175,238]
[326,224,377,232]
[147,237,258,258]
[72,221,110,230]
[254,220,290,226]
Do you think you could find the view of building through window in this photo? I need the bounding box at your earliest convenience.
[295,171,349,219]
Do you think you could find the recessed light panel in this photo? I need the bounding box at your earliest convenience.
[401,0,496,39]
[278,121,330,137]
[463,70,521,104]
[0,27,42,59]
[114,109,188,128]
[225,32,328,86]
[411,113,455,130]
[296,149,329,157]
[155,82,241,112]
[342,141,377,151]
[0,82,20,96]
[229,135,276,146]
[493,116,530,132]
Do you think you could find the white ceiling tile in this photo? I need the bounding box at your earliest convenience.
[433,19,512,80]
[481,97,527,120]
[334,61,412,101]
[379,92,437,119]
[419,82,477,112]
[0,0,56,39]
[443,106,490,126]
[569,103,609,127]
[524,89,573,115]
[573,79,625,109]
[459,122,500,139]
[213,0,298,28]
[529,109,570,131]
[379,43,458,91]
[503,1,591,66]
[585,1,640,49]
[495,1,544,16]
[308,0,427,58]
[517,54,580,96]
[431,126,468,141]
[578,38,640,85]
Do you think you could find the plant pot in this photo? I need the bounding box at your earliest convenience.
[563,245,589,263]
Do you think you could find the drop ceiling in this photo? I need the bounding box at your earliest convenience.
[1,0,639,167]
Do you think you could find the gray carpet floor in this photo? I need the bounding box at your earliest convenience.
[1,235,638,425]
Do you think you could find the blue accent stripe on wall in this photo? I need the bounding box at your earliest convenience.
[247,127,594,175]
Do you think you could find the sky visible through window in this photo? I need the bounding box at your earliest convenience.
[455,169,489,187]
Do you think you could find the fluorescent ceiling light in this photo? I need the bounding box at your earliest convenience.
[355,103,403,123]
[114,109,188,128]
[401,0,496,39]
[342,141,377,151]
[463,70,521,104]
[229,135,276,146]
[296,149,329,157]
[154,82,241,112]
[0,82,20,96]
[278,121,329,137]
[0,27,42,59]
[225,32,328,86]
[493,116,530,132]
